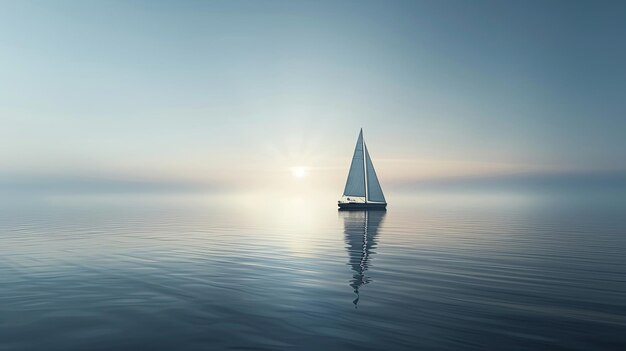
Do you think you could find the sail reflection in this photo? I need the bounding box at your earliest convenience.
[341,210,386,307]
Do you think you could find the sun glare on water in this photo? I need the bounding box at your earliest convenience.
[291,166,306,178]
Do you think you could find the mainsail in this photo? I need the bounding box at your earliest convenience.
[343,130,366,197]
[342,129,386,203]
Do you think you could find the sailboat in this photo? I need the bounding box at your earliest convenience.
[338,129,387,210]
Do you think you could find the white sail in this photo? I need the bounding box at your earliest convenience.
[341,129,386,205]
[365,144,385,203]
[342,130,366,197]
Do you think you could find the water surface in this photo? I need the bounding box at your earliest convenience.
[1,193,625,350]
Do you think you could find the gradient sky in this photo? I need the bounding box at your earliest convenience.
[1,1,625,193]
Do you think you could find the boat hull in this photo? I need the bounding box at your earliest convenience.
[338,202,387,210]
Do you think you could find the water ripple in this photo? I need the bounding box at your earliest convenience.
[0,195,625,350]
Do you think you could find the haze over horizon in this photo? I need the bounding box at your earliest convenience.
[2,1,625,195]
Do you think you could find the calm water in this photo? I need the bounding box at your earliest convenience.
[1,193,625,350]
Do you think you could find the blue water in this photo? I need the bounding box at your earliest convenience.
[1,193,625,350]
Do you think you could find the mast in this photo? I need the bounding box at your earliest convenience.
[362,130,368,203]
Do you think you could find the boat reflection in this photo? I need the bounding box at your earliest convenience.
[341,210,385,307]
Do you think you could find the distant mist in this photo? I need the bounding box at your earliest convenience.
[0,174,214,195]
[391,171,626,194]
[2,170,626,198]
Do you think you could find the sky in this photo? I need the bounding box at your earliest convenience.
[1,0,625,195]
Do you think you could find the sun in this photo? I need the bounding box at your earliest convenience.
[291,166,306,178]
